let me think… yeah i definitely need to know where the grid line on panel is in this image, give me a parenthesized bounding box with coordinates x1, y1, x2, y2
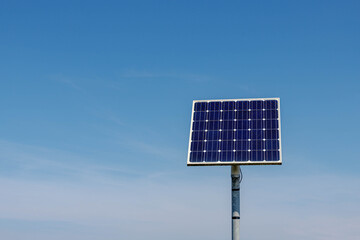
(247, 101, 253, 161)
(262, 100, 266, 161)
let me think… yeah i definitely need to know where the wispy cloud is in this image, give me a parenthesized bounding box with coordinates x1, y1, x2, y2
(50, 74, 86, 92)
(121, 138, 183, 162)
(118, 69, 213, 83)
(0, 140, 143, 183)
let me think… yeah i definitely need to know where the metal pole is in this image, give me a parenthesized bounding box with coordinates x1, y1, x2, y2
(231, 165, 241, 240)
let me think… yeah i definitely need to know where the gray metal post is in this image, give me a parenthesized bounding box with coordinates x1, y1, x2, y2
(231, 165, 241, 240)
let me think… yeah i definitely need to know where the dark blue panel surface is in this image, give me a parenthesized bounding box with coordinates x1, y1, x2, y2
(205, 152, 218, 162)
(194, 102, 207, 111)
(265, 140, 279, 150)
(250, 151, 265, 161)
(207, 121, 220, 130)
(222, 111, 235, 120)
(250, 110, 263, 119)
(192, 131, 206, 141)
(235, 101, 249, 110)
(221, 130, 234, 140)
(265, 110, 278, 119)
(208, 111, 221, 120)
(189, 99, 280, 164)
(193, 121, 206, 131)
(206, 141, 219, 151)
(235, 120, 249, 129)
(235, 130, 249, 140)
(235, 140, 249, 150)
(265, 151, 280, 161)
(235, 151, 249, 161)
(222, 101, 235, 110)
(189, 152, 204, 162)
(264, 130, 279, 139)
(191, 141, 205, 151)
(250, 120, 264, 129)
(221, 141, 234, 151)
(235, 111, 249, 119)
(250, 140, 264, 150)
(220, 151, 234, 162)
(194, 111, 207, 121)
(206, 131, 220, 140)
(250, 130, 264, 139)
(208, 101, 221, 111)
(264, 100, 278, 109)
(250, 100, 263, 109)
(265, 120, 278, 129)
(221, 120, 234, 130)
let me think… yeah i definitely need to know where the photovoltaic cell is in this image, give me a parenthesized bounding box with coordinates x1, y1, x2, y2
(188, 98, 281, 165)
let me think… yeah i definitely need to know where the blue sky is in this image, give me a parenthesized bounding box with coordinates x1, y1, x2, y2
(1, 1, 360, 239)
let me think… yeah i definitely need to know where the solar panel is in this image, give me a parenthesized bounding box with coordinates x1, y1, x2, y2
(187, 98, 282, 165)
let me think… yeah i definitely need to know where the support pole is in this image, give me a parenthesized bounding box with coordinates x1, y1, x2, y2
(231, 165, 241, 240)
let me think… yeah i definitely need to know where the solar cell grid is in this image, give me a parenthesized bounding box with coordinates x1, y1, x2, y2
(188, 98, 281, 165)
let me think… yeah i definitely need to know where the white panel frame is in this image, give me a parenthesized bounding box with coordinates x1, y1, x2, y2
(187, 98, 282, 166)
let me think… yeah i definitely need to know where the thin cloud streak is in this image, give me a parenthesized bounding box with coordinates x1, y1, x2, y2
(122, 139, 183, 162)
(50, 75, 87, 93)
(119, 69, 213, 83)
(0, 140, 144, 182)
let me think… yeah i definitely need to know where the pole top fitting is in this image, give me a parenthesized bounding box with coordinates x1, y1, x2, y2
(231, 165, 240, 175)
